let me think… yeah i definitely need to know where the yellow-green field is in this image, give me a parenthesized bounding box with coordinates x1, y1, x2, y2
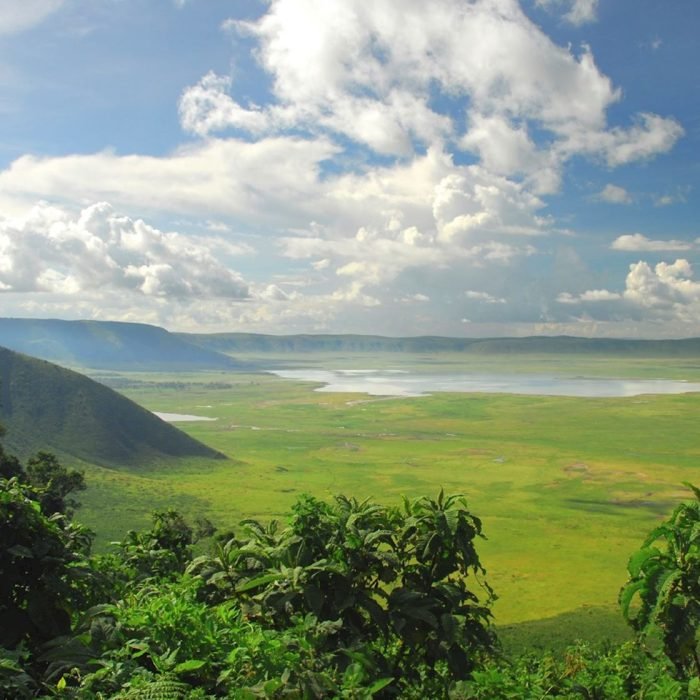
(76, 354, 700, 645)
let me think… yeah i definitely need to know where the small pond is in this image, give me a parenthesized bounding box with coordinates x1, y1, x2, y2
(154, 412, 218, 422)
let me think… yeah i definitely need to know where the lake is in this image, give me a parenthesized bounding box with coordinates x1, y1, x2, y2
(268, 369, 700, 398)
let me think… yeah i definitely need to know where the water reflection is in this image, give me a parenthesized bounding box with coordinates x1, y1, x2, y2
(269, 369, 700, 398)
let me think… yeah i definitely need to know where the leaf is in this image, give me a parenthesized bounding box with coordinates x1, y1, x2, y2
(174, 659, 207, 674)
(235, 572, 283, 592)
(441, 613, 459, 643)
(368, 677, 394, 695)
(303, 583, 324, 615)
(627, 547, 660, 578)
(619, 579, 645, 622)
(401, 603, 438, 628)
(7, 544, 33, 559)
(682, 482, 700, 502)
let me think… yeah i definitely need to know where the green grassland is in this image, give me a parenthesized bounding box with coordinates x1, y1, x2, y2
(76, 354, 700, 645)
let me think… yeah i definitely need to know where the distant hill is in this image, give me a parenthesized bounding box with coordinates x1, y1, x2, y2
(0, 346, 225, 465)
(0, 318, 242, 371)
(179, 332, 700, 357)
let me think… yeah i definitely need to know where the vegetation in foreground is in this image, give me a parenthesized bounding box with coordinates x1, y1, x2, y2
(3, 433, 700, 698)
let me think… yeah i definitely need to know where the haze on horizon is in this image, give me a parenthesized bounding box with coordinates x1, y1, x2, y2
(0, 0, 698, 339)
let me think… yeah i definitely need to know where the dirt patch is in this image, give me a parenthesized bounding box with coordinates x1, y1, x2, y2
(337, 441, 362, 452)
(564, 462, 589, 474)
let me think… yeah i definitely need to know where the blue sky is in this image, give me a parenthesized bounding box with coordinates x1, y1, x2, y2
(0, 0, 698, 337)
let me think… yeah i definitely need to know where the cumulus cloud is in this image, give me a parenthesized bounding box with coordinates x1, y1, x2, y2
(611, 234, 694, 252)
(0, 0, 64, 34)
(0, 0, 688, 336)
(623, 260, 700, 313)
(0, 202, 249, 299)
(596, 184, 632, 204)
(179, 0, 681, 186)
(557, 260, 700, 326)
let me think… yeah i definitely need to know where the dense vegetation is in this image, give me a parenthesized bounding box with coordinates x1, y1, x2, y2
(2, 433, 700, 698)
(0, 346, 225, 464)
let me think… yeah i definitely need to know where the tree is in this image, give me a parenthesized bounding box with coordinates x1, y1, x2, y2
(620, 483, 700, 677)
(189, 490, 497, 695)
(25, 451, 85, 516)
(0, 478, 92, 651)
(0, 427, 22, 480)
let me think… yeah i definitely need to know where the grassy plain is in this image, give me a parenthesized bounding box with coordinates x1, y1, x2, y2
(77, 353, 700, 646)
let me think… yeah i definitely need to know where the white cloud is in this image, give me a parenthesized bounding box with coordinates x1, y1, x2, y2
(596, 184, 632, 204)
(536, 0, 599, 26)
(179, 0, 681, 183)
(0, 137, 341, 224)
(0, 0, 688, 337)
(557, 289, 621, 304)
(0, 202, 249, 299)
(559, 112, 684, 167)
(0, 0, 64, 34)
(611, 234, 693, 252)
(623, 259, 700, 313)
(557, 260, 700, 326)
(600, 114, 684, 167)
(256, 283, 297, 301)
(179, 72, 273, 137)
(466, 290, 506, 303)
(653, 187, 689, 207)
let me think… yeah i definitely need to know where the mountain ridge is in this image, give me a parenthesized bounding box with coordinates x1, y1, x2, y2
(178, 332, 700, 356)
(0, 318, 241, 371)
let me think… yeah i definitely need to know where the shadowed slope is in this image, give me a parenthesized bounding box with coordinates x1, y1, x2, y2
(0, 346, 225, 465)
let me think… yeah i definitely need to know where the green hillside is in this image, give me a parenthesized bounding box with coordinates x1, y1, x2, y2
(179, 331, 700, 356)
(0, 346, 226, 465)
(0, 317, 243, 371)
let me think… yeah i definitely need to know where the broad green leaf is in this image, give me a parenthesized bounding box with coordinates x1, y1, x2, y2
(174, 659, 207, 674)
(235, 572, 283, 592)
(627, 547, 660, 578)
(368, 677, 394, 695)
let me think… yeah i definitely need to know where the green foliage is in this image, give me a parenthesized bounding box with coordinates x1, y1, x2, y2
(0, 427, 23, 479)
(0, 477, 92, 651)
(452, 641, 699, 700)
(26, 451, 86, 516)
(620, 483, 700, 677)
(117, 510, 196, 581)
(0, 646, 37, 699)
(189, 490, 496, 695)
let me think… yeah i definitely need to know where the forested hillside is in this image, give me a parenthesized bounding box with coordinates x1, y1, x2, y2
(0, 346, 225, 465)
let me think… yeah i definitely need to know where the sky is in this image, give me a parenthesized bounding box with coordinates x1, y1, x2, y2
(0, 0, 698, 338)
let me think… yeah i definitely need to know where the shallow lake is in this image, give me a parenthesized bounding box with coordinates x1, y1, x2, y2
(268, 369, 700, 398)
